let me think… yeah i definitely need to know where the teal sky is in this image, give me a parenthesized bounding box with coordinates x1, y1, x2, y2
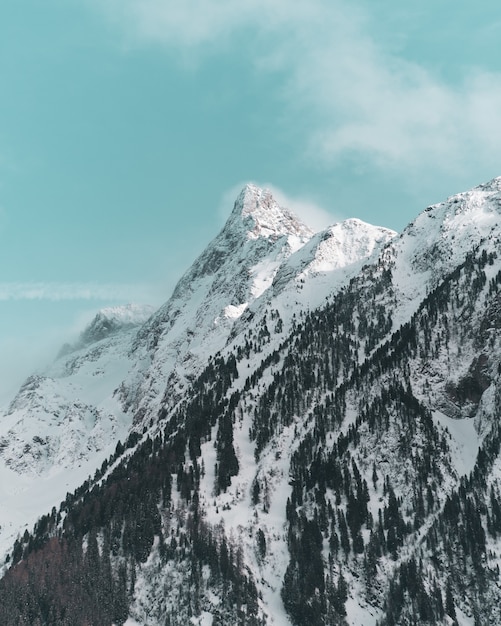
(1, 0, 501, 399)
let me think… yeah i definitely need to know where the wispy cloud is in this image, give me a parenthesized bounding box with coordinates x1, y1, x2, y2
(94, 0, 293, 49)
(91, 0, 501, 183)
(0, 282, 155, 302)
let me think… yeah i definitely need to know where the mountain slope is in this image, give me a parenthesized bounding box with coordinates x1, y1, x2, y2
(118, 183, 315, 422)
(0, 185, 390, 566)
(2, 177, 501, 625)
(0, 305, 153, 558)
(117, 184, 394, 427)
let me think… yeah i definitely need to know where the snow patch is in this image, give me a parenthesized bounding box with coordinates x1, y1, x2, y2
(223, 303, 248, 319)
(433, 411, 479, 476)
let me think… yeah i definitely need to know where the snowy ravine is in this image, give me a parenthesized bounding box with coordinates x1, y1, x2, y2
(2, 178, 501, 626)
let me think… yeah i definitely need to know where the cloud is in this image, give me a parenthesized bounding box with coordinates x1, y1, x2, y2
(0, 334, 58, 408)
(218, 181, 339, 232)
(0, 282, 155, 302)
(298, 47, 501, 178)
(0, 284, 158, 406)
(91, 0, 501, 183)
(93, 0, 297, 49)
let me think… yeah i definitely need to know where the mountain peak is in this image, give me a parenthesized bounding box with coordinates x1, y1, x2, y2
(398, 174, 501, 280)
(475, 174, 501, 192)
(328, 217, 396, 238)
(80, 304, 155, 346)
(57, 303, 155, 358)
(231, 184, 314, 241)
(5, 177, 501, 625)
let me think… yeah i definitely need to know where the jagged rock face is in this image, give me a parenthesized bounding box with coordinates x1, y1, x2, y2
(3, 178, 501, 626)
(235, 183, 314, 241)
(78, 304, 155, 348)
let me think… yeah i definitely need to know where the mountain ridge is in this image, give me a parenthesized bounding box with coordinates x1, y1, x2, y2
(0, 183, 386, 558)
(2, 177, 501, 625)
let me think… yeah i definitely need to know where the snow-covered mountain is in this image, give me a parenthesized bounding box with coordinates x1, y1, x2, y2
(116, 184, 313, 421)
(0, 184, 389, 565)
(117, 184, 394, 425)
(0, 305, 154, 557)
(2, 178, 501, 625)
(2, 304, 155, 473)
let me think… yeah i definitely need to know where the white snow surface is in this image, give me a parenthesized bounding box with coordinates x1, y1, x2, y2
(389, 176, 501, 328)
(269, 216, 395, 314)
(3, 178, 501, 623)
(93, 303, 155, 326)
(0, 185, 391, 578)
(433, 411, 479, 477)
(0, 311, 145, 561)
(298, 218, 395, 277)
(118, 184, 392, 427)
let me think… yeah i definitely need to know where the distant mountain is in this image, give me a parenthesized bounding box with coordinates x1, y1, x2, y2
(1, 178, 501, 625)
(78, 304, 156, 348)
(0, 304, 154, 558)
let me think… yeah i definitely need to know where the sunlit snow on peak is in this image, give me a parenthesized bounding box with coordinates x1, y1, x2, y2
(223, 303, 248, 319)
(233, 184, 314, 242)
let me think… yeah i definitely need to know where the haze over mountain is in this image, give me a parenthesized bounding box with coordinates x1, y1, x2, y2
(1, 178, 501, 625)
